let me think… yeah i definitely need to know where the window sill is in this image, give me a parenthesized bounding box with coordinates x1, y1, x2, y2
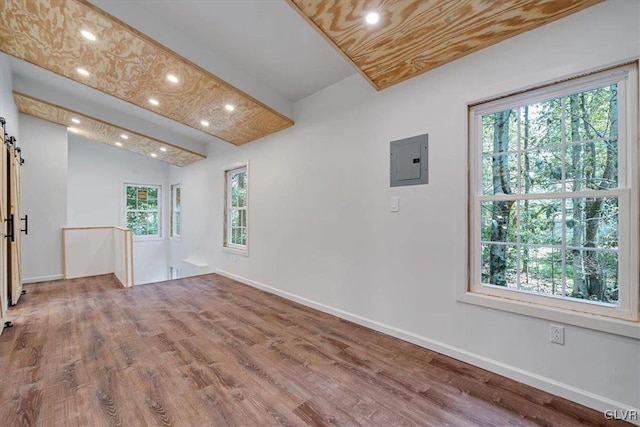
(169, 236, 182, 242)
(458, 292, 640, 339)
(133, 236, 164, 243)
(222, 246, 249, 257)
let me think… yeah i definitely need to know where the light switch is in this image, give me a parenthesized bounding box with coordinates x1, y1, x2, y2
(391, 196, 399, 212)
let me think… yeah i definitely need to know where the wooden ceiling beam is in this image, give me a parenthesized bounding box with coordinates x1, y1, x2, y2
(286, 0, 602, 90)
(1, 0, 293, 145)
(14, 92, 206, 167)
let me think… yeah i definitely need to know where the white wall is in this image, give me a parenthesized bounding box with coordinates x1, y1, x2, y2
(67, 135, 171, 285)
(19, 114, 68, 282)
(176, 1, 640, 413)
(63, 227, 133, 287)
(64, 227, 114, 279)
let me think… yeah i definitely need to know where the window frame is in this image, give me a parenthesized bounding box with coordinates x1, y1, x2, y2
(124, 183, 163, 241)
(171, 184, 181, 240)
(223, 163, 249, 255)
(465, 63, 639, 327)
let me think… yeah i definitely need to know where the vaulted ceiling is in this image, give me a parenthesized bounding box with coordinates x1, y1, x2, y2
(0, 0, 603, 164)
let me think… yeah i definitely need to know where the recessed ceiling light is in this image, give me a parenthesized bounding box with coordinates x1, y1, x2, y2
(166, 74, 179, 83)
(80, 30, 96, 41)
(200, 120, 210, 127)
(115, 142, 122, 147)
(71, 118, 81, 124)
(365, 12, 380, 25)
(120, 134, 129, 140)
(160, 147, 167, 152)
(150, 153, 157, 158)
(76, 67, 90, 77)
(149, 98, 159, 106)
(68, 127, 79, 133)
(224, 104, 235, 112)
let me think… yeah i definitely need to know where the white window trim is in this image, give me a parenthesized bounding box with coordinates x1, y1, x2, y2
(124, 182, 163, 241)
(462, 62, 639, 338)
(170, 183, 181, 240)
(223, 162, 249, 256)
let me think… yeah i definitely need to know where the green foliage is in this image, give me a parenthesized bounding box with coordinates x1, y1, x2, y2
(126, 185, 160, 237)
(231, 171, 247, 208)
(171, 186, 181, 237)
(228, 170, 248, 246)
(480, 84, 619, 304)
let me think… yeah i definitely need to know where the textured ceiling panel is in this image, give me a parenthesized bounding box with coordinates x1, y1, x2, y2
(14, 92, 206, 167)
(1, 0, 293, 145)
(286, 0, 602, 90)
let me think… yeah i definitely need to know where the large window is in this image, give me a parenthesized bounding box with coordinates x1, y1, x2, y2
(125, 184, 161, 238)
(224, 165, 248, 252)
(469, 64, 638, 320)
(171, 184, 181, 238)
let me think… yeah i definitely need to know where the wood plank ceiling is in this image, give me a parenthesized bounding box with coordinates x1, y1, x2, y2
(0, 0, 293, 145)
(14, 92, 205, 167)
(286, 0, 602, 90)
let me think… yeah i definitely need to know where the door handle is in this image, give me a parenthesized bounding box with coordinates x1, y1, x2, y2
(5, 214, 14, 242)
(20, 214, 28, 235)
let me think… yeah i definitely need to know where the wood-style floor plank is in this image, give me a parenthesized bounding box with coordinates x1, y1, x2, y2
(0, 273, 630, 426)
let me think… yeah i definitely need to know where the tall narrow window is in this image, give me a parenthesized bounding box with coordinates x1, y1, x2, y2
(125, 184, 161, 238)
(171, 184, 181, 238)
(469, 64, 638, 321)
(224, 165, 248, 252)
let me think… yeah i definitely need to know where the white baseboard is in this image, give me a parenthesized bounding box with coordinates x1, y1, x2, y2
(216, 269, 639, 420)
(23, 274, 64, 284)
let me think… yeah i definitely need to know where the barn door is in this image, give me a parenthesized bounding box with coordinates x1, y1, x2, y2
(7, 141, 23, 306)
(0, 119, 8, 331)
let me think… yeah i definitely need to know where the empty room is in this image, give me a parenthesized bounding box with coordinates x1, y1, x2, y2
(0, 0, 638, 425)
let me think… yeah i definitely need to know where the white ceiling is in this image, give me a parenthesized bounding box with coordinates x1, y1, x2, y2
(8, 0, 356, 152)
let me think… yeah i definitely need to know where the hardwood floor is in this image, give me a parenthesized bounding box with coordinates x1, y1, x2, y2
(0, 273, 628, 426)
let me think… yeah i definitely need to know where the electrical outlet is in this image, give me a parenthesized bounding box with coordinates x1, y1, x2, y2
(550, 325, 564, 345)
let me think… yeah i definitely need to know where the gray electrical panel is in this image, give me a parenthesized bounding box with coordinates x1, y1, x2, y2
(390, 133, 428, 187)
